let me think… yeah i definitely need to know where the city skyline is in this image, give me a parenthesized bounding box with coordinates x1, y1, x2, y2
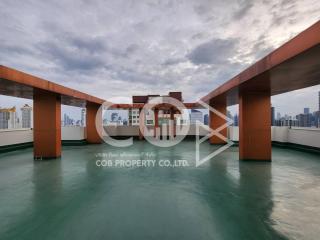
(2, 91, 319, 129)
(1, 88, 320, 124)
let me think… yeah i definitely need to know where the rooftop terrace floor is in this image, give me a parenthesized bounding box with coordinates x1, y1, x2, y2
(0, 140, 319, 240)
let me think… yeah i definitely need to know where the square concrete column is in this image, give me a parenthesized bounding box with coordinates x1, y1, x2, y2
(209, 99, 227, 144)
(33, 89, 61, 159)
(86, 102, 102, 144)
(239, 91, 271, 161)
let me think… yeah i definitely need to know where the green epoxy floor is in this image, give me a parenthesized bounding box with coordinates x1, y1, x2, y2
(0, 140, 319, 240)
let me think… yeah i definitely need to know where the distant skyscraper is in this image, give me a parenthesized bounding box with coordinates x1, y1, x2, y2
(271, 106, 275, 126)
(304, 108, 310, 114)
(0, 111, 9, 129)
(316, 111, 320, 128)
(21, 104, 32, 128)
(296, 113, 311, 127)
(111, 112, 119, 122)
(204, 114, 209, 125)
(81, 108, 85, 127)
(277, 112, 281, 120)
(0, 107, 17, 129)
(63, 113, 74, 126)
(233, 114, 239, 126)
(227, 111, 232, 119)
(318, 91, 320, 111)
(190, 109, 203, 124)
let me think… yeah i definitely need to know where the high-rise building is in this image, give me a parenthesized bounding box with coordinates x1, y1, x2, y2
(304, 108, 310, 114)
(233, 114, 239, 126)
(81, 108, 85, 127)
(318, 91, 320, 111)
(190, 109, 203, 124)
(316, 111, 320, 128)
(0, 107, 17, 129)
(111, 112, 119, 122)
(21, 104, 32, 128)
(108, 112, 124, 125)
(131, 91, 184, 127)
(296, 113, 311, 127)
(271, 106, 275, 126)
(277, 112, 281, 120)
(63, 113, 74, 126)
(204, 114, 209, 125)
(129, 109, 140, 126)
(0, 111, 9, 129)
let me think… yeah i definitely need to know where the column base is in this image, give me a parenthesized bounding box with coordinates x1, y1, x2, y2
(34, 155, 61, 160)
(209, 142, 227, 146)
(86, 140, 102, 144)
(240, 158, 271, 162)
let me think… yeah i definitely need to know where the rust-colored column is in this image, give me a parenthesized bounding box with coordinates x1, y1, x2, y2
(154, 108, 159, 138)
(86, 102, 102, 144)
(209, 99, 227, 144)
(33, 89, 61, 159)
(239, 91, 271, 161)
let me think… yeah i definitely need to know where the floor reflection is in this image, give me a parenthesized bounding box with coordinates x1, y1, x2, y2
(0, 141, 319, 239)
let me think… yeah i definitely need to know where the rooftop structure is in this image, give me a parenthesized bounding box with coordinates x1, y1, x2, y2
(130, 92, 183, 139)
(0, 21, 320, 159)
(132, 92, 182, 103)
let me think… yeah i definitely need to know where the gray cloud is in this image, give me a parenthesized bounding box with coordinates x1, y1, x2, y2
(0, 0, 319, 116)
(162, 57, 186, 66)
(187, 38, 238, 65)
(37, 40, 106, 71)
(233, 0, 254, 19)
(124, 44, 139, 57)
(69, 36, 107, 54)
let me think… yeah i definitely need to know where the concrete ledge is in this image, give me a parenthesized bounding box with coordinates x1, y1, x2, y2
(228, 141, 320, 155)
(1, 139, 319, 156)
(272, 141, 320, 154)
(0, 140, 88, 154)
(0, 142, 33, 154)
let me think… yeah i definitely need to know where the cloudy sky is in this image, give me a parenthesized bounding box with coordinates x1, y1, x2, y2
(0, 0, 320, 118)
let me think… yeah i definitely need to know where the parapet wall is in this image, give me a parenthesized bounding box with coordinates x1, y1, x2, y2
(0, 126, 319, 149)
(229, 126, 320, 149)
